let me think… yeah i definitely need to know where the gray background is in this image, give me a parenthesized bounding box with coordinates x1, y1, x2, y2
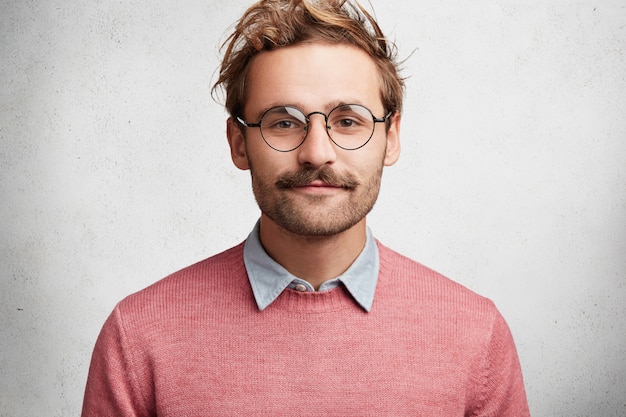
(1, 0, 625, 415)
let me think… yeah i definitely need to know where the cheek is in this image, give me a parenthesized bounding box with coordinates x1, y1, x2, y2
(246, 149, 295, 181)
(244, 140, 271, 171)
(346, 146, 386, 173)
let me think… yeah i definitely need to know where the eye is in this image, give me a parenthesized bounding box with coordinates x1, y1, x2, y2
(264, 117, 305, 134)
(337, 118, 359, 128)
(273, 119, 300, 129)
(329, 111, 367, 130)
(261, 106, 307, 133)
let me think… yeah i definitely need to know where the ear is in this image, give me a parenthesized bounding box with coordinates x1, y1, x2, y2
(383, 111, 401, 166)
(227, 117, 250, 170)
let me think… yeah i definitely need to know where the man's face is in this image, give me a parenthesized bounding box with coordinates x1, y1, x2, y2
(228, 42, 400, 237)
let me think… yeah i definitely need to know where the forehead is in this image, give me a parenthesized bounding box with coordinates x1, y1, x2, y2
(244, 43, 382, 117)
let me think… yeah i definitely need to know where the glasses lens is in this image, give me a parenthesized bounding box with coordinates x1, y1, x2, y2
(327, 104, 375, 150)
(260, 106, 307, 152)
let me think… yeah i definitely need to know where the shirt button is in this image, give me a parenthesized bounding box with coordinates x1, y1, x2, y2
(294, 284, 307, 292)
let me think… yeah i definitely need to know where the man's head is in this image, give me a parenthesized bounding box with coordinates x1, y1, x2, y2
(213, 0, 404, 122)
(215, 0, 404, 238)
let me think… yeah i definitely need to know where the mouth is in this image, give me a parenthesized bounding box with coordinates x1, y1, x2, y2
(290, 181, 349, 197)
(296, 180, 344, 189)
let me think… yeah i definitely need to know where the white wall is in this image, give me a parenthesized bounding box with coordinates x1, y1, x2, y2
(1, 1, 624, 415)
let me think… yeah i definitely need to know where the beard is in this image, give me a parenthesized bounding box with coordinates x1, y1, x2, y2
(249, 164, 383, 237)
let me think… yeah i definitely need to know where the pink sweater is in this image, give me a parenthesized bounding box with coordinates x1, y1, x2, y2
(82, 242, 530, 416)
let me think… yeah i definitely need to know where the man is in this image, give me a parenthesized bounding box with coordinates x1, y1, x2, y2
(82, 0, 530, 415)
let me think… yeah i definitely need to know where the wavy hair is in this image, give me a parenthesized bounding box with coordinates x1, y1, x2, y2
(212, 0, 404, 122)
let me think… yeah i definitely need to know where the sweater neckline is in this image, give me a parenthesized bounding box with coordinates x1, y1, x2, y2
(265, 285, 367, 313)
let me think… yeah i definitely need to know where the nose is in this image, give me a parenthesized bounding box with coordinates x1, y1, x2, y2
(296, 113, 337, 167)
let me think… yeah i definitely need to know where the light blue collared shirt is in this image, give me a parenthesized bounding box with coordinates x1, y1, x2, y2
(243, 221, 379, 312)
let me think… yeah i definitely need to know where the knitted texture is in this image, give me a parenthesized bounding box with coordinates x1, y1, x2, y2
(82, 242, 530, 416)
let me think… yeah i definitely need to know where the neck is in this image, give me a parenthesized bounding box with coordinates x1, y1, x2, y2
(258, 214, 367, 290)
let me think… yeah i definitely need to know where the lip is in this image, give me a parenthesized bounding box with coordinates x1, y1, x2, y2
(292, 181, 345, 194)
(297, 180, 342, 188)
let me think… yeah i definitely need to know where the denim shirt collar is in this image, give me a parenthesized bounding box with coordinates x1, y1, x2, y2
(243, 220, 379, 312)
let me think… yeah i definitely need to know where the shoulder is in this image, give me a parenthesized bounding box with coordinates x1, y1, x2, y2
(374, 241, 514, 355)
(375, 241, 498, 317)
(114, 242, 251, 320)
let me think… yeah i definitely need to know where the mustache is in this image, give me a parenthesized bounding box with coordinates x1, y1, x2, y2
(275, 167, 359, 189)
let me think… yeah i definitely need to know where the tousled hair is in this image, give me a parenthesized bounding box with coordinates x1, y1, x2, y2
(212, 0, 404, 121)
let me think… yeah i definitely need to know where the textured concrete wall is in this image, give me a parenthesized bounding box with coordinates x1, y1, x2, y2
(1, 1, 625, 415)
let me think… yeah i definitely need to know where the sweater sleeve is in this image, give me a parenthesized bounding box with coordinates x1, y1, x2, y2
(469, 308, 530, 417)
(81, 305, 153, 417)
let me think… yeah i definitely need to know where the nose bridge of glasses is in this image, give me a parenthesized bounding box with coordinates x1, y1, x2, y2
(305, 111, 331, 133)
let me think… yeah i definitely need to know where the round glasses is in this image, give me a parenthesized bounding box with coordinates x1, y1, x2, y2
(236, 104, 392, 152)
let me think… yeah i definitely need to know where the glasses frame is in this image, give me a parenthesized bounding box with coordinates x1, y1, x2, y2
(236, 104, 393, 152)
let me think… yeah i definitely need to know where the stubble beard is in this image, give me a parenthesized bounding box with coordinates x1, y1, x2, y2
(250, 164, 383, 237)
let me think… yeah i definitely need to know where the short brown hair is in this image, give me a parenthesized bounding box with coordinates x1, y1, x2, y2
(212, 0, 404, 121)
